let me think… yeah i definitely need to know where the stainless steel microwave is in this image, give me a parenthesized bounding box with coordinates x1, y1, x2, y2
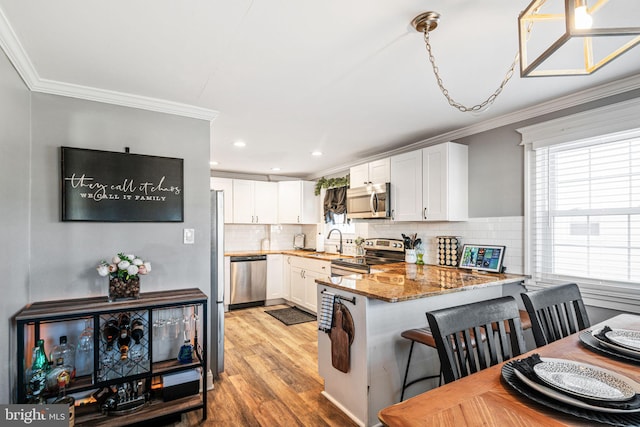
(346, 183, 391, 219)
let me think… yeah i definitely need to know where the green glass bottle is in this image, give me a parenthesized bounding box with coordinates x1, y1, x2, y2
(27, 339, 49, 402)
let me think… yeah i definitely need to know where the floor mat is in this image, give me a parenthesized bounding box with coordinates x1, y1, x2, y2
(265, 307, 316, 326)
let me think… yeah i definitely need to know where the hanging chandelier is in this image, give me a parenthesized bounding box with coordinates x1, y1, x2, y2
(518, 0, 640, 77)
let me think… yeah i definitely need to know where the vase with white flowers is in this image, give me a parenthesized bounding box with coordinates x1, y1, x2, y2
(97, 253, 151, 301)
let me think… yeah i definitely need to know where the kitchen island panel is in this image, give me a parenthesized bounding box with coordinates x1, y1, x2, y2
(316, 281, 526, 427)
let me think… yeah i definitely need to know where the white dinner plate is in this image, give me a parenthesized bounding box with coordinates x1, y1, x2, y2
(532, 358, 637, 402)
(513, 367, 640, 414)
(605, 329, 640, 352)
(592, 329, 640, 359)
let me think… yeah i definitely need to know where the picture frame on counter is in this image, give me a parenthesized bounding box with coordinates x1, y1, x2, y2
(60, 146, 184, 222)
(458, 244, 506, 273)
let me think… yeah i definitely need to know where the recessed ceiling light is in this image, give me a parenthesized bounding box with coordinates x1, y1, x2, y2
(312, 151, 323, 156)
(233, 141, 246, 147)
(209, 161, 218, 166)
(271, 167, 281, 171)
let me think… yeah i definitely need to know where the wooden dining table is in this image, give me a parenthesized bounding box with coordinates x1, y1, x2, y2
(378, 313, 640, 427)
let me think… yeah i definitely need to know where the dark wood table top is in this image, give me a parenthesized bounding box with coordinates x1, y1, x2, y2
(378, 313, 640, 427)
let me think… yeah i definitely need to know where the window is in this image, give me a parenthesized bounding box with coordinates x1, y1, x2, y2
(520, 97, 640, 311)
(531, 137, 640, 284)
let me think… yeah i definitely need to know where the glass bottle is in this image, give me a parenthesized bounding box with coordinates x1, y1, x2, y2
(50, 335, 76, 379)
(103, 319, 119, 351)
(26, 340, 48, 402)
(46, 357, 72, 392)
(76, 319, 94, 377)
(131, 318, 144, 345)
(117, 313, 131, 360)
(178, 331, 193, 363)
(177, 339, 194, 364)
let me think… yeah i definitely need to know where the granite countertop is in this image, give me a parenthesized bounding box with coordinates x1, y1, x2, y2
(224, 250, 347, 261)
(316, 263, 529, 303)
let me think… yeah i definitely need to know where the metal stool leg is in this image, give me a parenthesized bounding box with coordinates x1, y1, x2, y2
(400, 340, 441, 401)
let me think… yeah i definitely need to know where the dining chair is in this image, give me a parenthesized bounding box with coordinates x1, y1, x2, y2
(426, 296, 526, 384)
(521, 282, 590, 348)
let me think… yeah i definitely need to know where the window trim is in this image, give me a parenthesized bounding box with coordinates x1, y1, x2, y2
(519, 97, 640, 313)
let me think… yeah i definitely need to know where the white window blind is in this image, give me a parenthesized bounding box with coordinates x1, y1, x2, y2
(531, 137, 640, 286)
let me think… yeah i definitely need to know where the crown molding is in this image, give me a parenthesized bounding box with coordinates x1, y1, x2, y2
(0, 7, 218, 121)
(307, 73, 640, 180)
(32, 78, 218, 121)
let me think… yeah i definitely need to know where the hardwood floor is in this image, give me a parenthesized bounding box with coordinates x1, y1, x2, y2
(176, 305, 358, 426)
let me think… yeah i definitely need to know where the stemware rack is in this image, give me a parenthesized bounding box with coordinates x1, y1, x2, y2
(15, 288, 208, 426)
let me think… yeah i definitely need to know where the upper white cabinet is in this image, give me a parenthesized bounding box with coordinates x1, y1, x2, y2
(210, 177, 234, 223)
(232, 180, 278, 224)
(350, 158, 390, 187)
(390, 142, 467, 222)
(278, 180, 319, 224)
(390, 151, 423, 221)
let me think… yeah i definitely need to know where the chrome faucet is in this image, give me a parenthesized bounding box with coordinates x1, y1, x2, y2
(327, 228, 343, 254)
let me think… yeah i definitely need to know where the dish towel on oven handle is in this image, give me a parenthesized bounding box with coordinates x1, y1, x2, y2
(318, 291, 336, 332)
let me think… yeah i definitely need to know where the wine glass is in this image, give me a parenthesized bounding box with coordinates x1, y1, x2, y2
(76, 318, 94, 377)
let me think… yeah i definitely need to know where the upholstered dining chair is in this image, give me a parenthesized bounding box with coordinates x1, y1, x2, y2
(521, 282, 590, 348)
(426, 296, 526, 384)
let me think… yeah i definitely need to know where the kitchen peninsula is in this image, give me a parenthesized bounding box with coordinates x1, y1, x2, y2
(315, 264, 528, 427)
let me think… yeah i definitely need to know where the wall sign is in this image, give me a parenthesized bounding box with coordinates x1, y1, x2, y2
(61, 147, 184, 222)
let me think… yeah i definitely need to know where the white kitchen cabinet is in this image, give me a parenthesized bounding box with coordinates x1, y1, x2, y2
(350, 158, 390, 187)
(390, 142, 467, 222)
(210, 177, 234, 223)
(277, 180, 318, 224)
(288, 256, 330, 313)
(283, 256, 292, 300)
(266, 254, 284, 301)
(290, 266, 306, 306)
(423, 142, 468, 221)
(232, 180, 278, 224)
(390, 151, 423, 221)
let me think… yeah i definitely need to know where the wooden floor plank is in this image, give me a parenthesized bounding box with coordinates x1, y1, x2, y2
(171, 305, 357, 426)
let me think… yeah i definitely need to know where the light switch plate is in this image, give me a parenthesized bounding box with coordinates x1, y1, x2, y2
(183, 228, 195, 244)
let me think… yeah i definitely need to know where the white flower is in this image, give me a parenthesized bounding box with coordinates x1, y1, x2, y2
(118, 260, 130, 270)
(97, 265, 109, 277)
(143, 261, 152, 273)
(125, 254, 135, 261)
(132, 258, 143, 266)
(127, 265, 139, 275)
(112, 255, 121, 264)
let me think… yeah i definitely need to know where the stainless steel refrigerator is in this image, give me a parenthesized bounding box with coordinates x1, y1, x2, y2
(210, 190, 225, 376)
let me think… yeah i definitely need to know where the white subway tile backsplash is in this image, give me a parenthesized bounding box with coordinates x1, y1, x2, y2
(366, 216, 524, 274)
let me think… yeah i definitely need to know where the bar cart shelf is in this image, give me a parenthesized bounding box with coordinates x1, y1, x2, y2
(15, 288, 208, 426)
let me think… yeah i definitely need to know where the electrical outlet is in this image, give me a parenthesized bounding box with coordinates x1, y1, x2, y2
(183, 228, 195, 244)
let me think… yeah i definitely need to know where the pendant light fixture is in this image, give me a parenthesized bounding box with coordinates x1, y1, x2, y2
(411, 12, 520, 113)
(518, 0, 640, 77)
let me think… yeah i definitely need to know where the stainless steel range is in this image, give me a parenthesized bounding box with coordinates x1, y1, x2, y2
(330, 238, 405, 275)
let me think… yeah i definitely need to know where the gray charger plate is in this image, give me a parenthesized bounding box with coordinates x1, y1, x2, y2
(580, 331, 640, 364)
(502, 362, 640, 426)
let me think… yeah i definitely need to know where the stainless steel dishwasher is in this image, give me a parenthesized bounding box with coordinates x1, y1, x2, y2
(229, 255, 267, 310)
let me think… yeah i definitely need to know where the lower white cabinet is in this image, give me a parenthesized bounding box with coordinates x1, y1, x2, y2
(288, 257, 330, 314)
(266, 254, 284, 300)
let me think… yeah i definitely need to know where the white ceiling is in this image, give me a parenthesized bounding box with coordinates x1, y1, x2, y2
(1, 0, 639, 178)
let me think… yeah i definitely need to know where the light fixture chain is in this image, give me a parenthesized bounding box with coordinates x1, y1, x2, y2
(423, 29, 519, 112)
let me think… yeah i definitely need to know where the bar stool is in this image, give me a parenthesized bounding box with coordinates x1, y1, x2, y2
(400, 310, 531, 401)
(400, 327, 440, 401)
